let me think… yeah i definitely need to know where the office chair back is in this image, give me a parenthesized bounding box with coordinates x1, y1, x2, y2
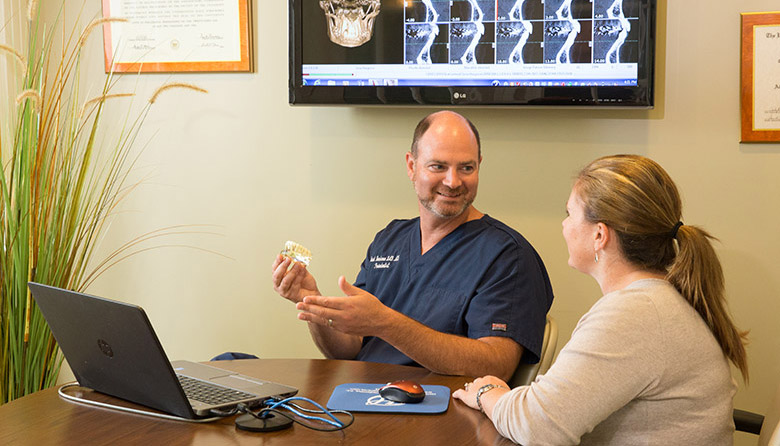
(508, 315, 558, 388)
(760, 383, 780, 446)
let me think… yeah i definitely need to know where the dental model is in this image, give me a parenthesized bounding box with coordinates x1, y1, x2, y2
(280, 240, 312, 266)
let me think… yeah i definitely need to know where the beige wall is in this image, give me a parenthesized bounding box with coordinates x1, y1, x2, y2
(5, 0, 779, 443)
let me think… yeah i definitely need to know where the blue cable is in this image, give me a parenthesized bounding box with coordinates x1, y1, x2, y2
(262, 397, 346, 428)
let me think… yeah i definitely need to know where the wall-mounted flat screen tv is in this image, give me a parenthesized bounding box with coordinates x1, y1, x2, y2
(289, 0, 656, 107)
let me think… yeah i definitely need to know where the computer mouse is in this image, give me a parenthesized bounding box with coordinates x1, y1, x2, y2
(378, 380, 425, 404)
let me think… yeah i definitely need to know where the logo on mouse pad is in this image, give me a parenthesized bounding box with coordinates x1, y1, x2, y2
(366, 395, 404, 406)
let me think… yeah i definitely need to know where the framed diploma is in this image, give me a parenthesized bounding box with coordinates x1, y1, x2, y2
(101, 0, 253, 73)
(741, 12, 780, 142)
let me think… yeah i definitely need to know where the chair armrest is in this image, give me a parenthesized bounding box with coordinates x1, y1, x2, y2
(734, 408, 764, 435)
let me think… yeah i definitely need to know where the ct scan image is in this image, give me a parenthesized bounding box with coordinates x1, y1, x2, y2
(303, 0, 641, 67)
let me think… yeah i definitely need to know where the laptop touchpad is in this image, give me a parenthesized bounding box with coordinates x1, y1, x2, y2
(212, 375, 265, 391)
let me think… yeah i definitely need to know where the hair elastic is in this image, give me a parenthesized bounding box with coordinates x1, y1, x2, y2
(670, 221, 684, 239)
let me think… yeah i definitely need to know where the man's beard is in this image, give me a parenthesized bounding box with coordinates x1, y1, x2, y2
(419, 186, 474, 219)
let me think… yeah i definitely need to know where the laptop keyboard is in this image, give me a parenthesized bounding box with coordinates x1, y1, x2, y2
(177, 375, 257, 405)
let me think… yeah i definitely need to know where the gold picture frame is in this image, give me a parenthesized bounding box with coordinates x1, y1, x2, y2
(101, 0, 253, 73)
(740, 11, 780, 142)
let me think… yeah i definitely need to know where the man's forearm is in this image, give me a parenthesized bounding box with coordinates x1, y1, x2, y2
(307, 322, 363, 360)
(293, 284, 522, 377)
(376, 311, 522, 380)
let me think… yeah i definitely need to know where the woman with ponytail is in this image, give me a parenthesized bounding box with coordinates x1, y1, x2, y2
(454, 155, 747, 445)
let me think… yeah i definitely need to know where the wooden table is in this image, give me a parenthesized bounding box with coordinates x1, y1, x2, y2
(0, 358, 516, 445)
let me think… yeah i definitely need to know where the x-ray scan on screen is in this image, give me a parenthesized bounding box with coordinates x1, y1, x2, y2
(290, 0, 655, 106)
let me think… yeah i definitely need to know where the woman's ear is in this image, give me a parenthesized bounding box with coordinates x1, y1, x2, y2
(594, 222, 610, 252)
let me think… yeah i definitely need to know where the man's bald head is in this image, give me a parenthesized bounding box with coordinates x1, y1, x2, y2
(410, 111, 481, 159)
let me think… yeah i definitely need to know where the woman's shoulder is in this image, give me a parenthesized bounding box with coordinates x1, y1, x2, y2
(589, 278, 719, 355)
(594, 279, 675, 314)
(579, 279, 682, 340)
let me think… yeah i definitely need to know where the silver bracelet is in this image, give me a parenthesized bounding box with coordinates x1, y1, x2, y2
(476, 384, 506, 413)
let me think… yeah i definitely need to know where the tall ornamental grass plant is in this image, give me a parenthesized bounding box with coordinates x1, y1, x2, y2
(0, 1, 205, 403)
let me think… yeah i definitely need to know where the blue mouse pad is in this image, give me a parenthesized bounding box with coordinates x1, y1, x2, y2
(326, 383, 450, 414)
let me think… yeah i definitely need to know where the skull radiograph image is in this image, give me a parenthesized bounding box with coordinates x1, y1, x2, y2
(319, 0, 381, 48)
(301, 0, 640, 67)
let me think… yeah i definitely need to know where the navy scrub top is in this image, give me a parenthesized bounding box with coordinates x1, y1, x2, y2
(353, 214, 554, 367)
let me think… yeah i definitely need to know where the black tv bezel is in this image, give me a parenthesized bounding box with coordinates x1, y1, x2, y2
(289, 0, 656, 108)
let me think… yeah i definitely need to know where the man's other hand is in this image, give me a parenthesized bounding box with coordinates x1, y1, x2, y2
(296, 276, 389, 336)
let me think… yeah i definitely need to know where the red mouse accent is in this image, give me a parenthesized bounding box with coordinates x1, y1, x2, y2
(379, 380, 425, 404)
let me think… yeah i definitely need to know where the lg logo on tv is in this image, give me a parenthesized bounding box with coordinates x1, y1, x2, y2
(453, 92, 467, 100)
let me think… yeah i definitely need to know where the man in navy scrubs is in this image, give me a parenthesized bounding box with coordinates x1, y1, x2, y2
(272, 111, 553, 380)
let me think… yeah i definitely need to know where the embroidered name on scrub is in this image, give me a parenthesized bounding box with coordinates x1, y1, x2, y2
(370, 255, 400, 269)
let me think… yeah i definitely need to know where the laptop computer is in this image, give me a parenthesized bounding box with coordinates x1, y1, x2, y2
(28, 282, 298, 419)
